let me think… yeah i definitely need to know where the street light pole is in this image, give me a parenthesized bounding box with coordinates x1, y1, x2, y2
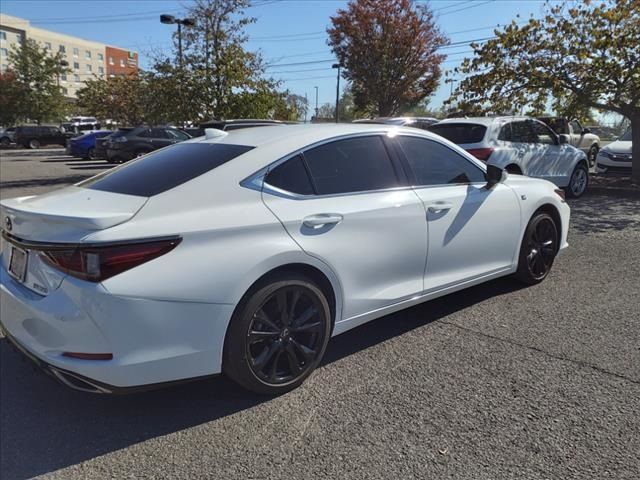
(314, 86, 319, 120)
(332, 64, 341, 123)
(160, 15, 195, 69)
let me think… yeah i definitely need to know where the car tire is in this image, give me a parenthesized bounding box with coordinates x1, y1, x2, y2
(515, 212, 559, 285)
(0, 137, 10, 147)
(223, 273, 332, 395)
(587, 144, 598, 167)
(565, 163, 589, 198)
(28, 139, 41, 149)
(86, 148, 96, 160)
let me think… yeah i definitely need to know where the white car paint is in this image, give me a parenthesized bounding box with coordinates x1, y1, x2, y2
(0, 124, 570, 392)
(429, 117, 588, 190)
(595, 129, 632, 173)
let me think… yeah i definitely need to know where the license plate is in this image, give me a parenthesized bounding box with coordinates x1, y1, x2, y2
(8, 246, 28, 283)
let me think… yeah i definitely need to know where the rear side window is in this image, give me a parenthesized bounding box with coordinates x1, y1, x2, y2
(499, 121, 534, 143)
(80, 143, 253, 197)
(302, 136, 399, 195)
(428, 123, 487, 144)
(265, 155, 315, 195)
(396, 136, 485, 186)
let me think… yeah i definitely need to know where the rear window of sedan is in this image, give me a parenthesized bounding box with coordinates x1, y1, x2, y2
(79, 143, 253, 197)
(428, 123, 487, 144)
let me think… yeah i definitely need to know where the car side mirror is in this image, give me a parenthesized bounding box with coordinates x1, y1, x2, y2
(485, 164, 504, 189)
(559, 134, 570, 144)
(582, 128, 591, 134)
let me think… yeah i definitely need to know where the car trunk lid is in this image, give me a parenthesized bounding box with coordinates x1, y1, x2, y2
(1, 186, 147, 296)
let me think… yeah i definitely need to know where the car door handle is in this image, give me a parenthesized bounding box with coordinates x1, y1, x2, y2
(303, 214, 343, 227)
(427, 202, 453, 214)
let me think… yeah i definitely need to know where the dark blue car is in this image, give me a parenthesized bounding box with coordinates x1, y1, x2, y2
(68, 130, 112, 159)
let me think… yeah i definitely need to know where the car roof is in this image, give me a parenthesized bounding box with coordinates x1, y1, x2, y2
(189, 123, 438, 149)
(434, 116, 532, 126)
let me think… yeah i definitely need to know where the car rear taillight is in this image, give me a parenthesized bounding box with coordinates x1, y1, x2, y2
(40, 238, 180, 282)
(466, 148, 494, 161)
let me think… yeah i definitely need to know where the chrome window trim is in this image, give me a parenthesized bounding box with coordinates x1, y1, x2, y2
(240, 131, 406, 200)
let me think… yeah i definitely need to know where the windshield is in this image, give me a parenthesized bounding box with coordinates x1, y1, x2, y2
(428, 123, 487, 144)
(620, 129, 631, 141)
(79, 142, 254, 197)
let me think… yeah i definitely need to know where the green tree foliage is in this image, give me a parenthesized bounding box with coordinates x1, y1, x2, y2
(76, 75, 145, 126)
(176, 0, 285, 122)
(328, 0, 448, 116)
(448, 0, 640, 180)
(4, 39, 69, 124)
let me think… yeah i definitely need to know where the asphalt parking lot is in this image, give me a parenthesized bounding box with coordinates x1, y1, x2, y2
(1, 148, 639, 480)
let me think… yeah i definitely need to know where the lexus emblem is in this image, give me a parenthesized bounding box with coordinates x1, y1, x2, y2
(4, 216, 12, 232)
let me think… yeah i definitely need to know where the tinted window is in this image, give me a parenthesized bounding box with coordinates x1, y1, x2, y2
(167, 129, 190, 141)
(150, 128, 169, 139)
(80, 143, 254, 197)
(427, 123, 487, 144)
(303, 136, 399, 195)
(531, 121, 557, 145)
(397, 136, 485, 186)
(620, 129, 631, 141)
(137, 129, 153, 138)
(265, 155, 315, 195)
(499, 121, 534, 143)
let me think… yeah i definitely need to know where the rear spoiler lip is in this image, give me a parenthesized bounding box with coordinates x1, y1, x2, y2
(1, 230, 182, 252)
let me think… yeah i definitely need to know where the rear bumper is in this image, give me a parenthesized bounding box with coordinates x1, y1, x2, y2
(0, 259, 234, 392)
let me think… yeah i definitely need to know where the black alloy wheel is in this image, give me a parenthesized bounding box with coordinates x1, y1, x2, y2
(247, 286, 325, 384)
(515, 213, 558, 284)
(224, 274, 331, 394)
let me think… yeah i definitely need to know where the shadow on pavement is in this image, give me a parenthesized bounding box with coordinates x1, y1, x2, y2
(569, 188, 640, 235)
(0, 277, 522, 480)
(1, 149, 65, 158)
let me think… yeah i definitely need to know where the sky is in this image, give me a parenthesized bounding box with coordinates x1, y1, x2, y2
(1, 0, 564, 116)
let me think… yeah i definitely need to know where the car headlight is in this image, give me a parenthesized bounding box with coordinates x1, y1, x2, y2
(114, 136, 128, 143)
(598, 150, 613, 159)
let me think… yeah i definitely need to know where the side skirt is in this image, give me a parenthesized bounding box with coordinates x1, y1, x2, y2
(332, 267, 514, 336)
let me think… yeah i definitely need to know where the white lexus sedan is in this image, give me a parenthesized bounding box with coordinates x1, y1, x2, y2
(428, 117, 590, 198)
(0, 125, 569, 395)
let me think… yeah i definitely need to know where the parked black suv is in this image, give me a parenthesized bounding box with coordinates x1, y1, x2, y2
(14, 125, 71, 149)
(105, 126, 191, 163)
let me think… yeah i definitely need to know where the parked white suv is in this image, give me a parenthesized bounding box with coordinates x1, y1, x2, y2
(428, 117, 590, 198)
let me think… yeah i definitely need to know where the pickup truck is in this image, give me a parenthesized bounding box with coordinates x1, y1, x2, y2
(538, 117, 600, 166)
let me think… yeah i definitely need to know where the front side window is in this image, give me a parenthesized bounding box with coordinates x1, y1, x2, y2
(531, 121, 558, 145)
(302, 136, 399, 195)
(265, 155, 315, 195)
(499, 121, 534, 143)
(570, 120, 582, 133)
(167, 129, 190, 141)
(396, 136, 485, 186)
(80, 143, 254, 197)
